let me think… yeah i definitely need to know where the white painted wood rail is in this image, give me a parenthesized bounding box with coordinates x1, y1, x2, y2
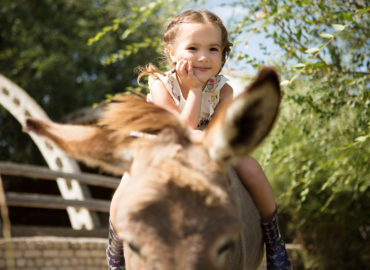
(0, 74, 99, 230)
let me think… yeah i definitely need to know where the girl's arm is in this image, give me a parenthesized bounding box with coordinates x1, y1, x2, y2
(208, 83, 234, 125)
(150, 78, 203, 130)
(150, 59, 203, 129)
(150, 80, 233, 130)
(149, 78, 181, 115)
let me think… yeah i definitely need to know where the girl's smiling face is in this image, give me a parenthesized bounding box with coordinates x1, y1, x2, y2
(168, 23, 223, 84)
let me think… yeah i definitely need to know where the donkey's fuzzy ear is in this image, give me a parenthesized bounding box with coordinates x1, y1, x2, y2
(204, 67, 281, 164)
(24, 117, 134, 176)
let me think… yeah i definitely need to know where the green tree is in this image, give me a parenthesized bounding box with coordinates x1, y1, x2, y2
(227, 1, 369, 269)
(0, 0, 183, 163)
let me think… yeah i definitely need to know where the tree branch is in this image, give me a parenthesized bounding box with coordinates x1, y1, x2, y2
(274, 19, 331, 68)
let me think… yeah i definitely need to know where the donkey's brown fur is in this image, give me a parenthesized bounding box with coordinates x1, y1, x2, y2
(25, 67, 281, 270)
(99, 95, 189, 143)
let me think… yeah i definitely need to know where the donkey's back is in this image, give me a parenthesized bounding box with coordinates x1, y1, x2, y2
(228, 168, 264, 269)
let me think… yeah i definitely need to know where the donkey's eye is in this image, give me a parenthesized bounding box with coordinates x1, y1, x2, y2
(211, 237, 236, 267)
(128, 241, 141, 255)
(217, 240, 235, 255)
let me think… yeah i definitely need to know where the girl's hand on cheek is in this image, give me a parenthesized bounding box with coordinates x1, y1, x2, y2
(176, 58, 187, 75)
(176, 58, 203, 91)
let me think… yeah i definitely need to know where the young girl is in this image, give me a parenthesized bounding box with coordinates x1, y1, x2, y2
(108, 9, 291, 270)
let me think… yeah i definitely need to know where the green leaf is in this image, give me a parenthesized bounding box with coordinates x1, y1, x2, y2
(355, 135, 368, 143)
(318, 44, 325, 49)
(319, 33, 333, 39)
(293, 63, 305, 68)
(280, 80, 291, 86)
(332, 24, 346, 31)
(305, 47, 320, 54)
(87, 38, 94, 46)
(359, 7, 370, 15)
(121, 29, 131, 40)
(147, 2, 157, 9)
(341, 13, 352, 21)
(103, 26, 112, 32)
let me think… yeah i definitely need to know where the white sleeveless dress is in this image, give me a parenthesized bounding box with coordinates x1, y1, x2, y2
(147, 71, 228, 130)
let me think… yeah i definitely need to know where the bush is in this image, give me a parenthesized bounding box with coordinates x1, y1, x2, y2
(230, 1, 370, 268)
(256, 74, 369, 269)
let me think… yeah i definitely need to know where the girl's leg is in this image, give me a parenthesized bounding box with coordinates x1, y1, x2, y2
(234, 156, 291, 270)
(234, 156, 276, 221)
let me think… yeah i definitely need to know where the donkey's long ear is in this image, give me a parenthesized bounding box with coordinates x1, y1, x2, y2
(24, 95, 189, 175)
(24, 118, 134, 175)
(204, 67, 281, 164)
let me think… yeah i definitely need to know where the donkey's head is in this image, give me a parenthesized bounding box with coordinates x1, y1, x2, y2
(25, 67, 281, 270)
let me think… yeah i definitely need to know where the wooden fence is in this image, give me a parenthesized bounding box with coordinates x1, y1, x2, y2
(0, 161, 120, 237)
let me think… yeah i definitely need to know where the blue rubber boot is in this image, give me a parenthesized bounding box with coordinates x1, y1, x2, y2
(107, 221, 125, 270)
(261, 210, 292, 270)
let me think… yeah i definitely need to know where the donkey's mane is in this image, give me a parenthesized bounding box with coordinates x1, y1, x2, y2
(98, 95, 189, 143)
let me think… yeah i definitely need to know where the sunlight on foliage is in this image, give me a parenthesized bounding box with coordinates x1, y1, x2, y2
(237, 1, 369, 269)
(88, 0, 188, 66)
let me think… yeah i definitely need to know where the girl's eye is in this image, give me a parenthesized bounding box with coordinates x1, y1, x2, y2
(187, 47, 197, 51)
(210, 47, 219, 52)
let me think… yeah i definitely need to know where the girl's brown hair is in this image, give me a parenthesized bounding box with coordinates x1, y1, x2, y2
(138, 9, 232, 84)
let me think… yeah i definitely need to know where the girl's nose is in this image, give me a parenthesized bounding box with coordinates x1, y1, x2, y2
(198, 52, 208, 62)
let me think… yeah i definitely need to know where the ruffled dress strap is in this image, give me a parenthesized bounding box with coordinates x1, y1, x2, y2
(147, 71, 185, 110)
(197, 74, 228, 129)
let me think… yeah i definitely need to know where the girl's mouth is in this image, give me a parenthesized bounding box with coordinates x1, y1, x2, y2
(195, 67, 210, 72)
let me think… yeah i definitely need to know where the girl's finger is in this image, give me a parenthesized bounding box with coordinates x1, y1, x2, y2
(176, 59, 184, 74)
(187, 61, 193, 78)
(178, 59, 188, 75)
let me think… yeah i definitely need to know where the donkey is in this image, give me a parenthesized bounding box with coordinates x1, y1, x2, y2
(24, 67, 281, 270)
